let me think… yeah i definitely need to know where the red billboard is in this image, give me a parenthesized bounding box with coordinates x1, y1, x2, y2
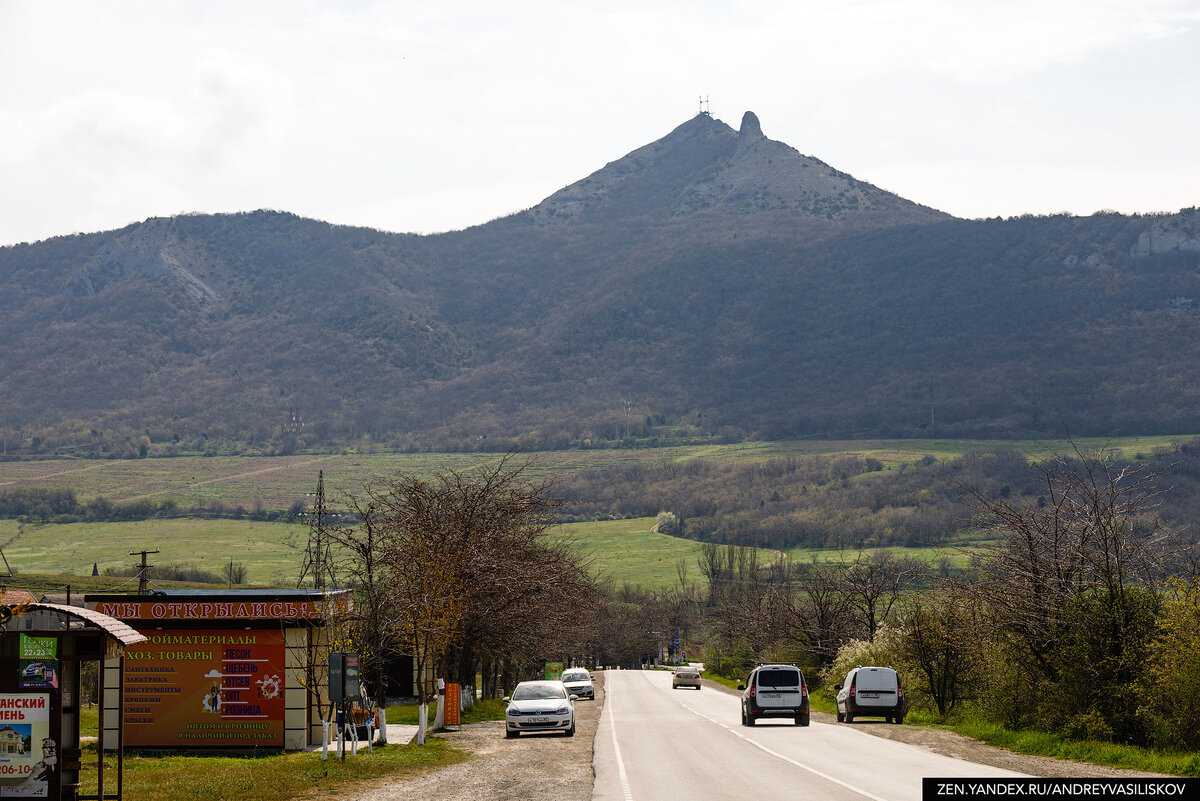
(123, 630, 286, 747)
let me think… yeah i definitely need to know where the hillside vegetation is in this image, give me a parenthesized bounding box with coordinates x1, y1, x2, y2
(1, 111, 1198, 455)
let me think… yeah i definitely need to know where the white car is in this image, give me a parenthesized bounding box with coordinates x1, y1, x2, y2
(672, 667, 701, 690)
(835, 666, 905, 724)
(504, 680, 577, 738)
(560, 668, 595, 700)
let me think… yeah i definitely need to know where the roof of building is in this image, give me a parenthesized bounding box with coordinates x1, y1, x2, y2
(16, 603, 147, 647)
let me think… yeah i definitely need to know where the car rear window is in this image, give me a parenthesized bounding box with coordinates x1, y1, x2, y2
(756, 669, 801, 688)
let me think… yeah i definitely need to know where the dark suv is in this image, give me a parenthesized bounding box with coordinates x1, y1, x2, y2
(738, 664, 810, 726)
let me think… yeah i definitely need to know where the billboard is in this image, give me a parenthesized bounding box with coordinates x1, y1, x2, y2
(0, 694, 52, 798)
(123, 629, 286, 747)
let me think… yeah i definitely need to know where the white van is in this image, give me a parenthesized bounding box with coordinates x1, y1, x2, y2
(834, 666, 904, 724)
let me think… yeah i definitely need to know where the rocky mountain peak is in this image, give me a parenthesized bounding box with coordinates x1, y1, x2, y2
(739, 111, 764, 142)
(525, 110, 949, 229)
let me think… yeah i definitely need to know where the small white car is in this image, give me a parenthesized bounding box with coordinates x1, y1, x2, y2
(504, 680, 577, 738)
(672, 667, 701, 690)
(560, 668, 595, 700)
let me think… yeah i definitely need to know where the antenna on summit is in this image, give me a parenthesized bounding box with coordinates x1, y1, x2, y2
(698, 95, 710, 116)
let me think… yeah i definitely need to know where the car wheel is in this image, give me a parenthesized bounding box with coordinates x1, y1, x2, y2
(836, 710, 844, 722)
(505, 728, 518, 739)
(565, 723, 575, 737)
(795, 713, 810, 727)
(895, 714, 904, 725)
(746, 711, 756, 726)
(845, 711, 855, 723)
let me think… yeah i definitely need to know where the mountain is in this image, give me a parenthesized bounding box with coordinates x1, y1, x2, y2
(1, 112, 1199, 456)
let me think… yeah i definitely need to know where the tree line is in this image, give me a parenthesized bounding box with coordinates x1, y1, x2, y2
(683, 445, 1200, 750)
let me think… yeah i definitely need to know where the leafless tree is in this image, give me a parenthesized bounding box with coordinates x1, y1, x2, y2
(837, 548, 922, 639)
(959, 442, 1189, 682)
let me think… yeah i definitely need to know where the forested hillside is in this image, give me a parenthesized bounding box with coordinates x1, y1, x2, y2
(557, 437, 1200, 551)
(1, 111, 1198, 456)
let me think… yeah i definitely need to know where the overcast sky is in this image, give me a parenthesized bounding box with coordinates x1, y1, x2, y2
(2, 0, 1198, 247)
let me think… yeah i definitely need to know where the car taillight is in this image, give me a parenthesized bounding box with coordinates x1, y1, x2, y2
(897, 680, 903, 699)
(750, 684, 757, 699)
(849, 681, 856, 698)
(801, 683, 808, 698)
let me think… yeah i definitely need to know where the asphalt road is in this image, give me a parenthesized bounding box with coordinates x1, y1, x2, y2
(592, 669, 1025, 801)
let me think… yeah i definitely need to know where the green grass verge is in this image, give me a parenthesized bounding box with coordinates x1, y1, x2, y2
(384, 698, 506, 727)
(947, 717, 1200, 777)
(77, 737, 468, 801)
(808, 690, 1200, 777)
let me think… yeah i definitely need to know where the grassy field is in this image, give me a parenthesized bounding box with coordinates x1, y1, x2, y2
(1, 436, 1191, 589)
(1, 436, 1187, 511)
(0, 516, 723, 591)
(551, 518, 713, 590)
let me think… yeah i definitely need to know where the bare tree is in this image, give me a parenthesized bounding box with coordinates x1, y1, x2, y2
(960, 444, 1182, 682)
(770, 559, 855, 665)
(838, 548, 921, 639)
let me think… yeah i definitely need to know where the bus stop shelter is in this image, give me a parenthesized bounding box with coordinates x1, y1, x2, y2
(0, 600, 146, 800)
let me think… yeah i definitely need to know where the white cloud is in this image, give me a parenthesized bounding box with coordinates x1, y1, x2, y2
(1, 0, 1198, 246)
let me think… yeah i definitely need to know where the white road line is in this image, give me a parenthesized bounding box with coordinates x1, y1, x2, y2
(645, 671, 889, 801)
(606, 679, 635, 801)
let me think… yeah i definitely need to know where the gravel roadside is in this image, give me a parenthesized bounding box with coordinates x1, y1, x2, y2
(343, 672, 604, 801)
(344, 670, 1167, 801)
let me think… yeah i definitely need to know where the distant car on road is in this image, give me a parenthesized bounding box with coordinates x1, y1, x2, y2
(504, 680, 577, 738)
(672, 667, 701, 690)
(739, 664, 810, 726)
(561, 668, 595, 700)
(835, 666, 905, 724)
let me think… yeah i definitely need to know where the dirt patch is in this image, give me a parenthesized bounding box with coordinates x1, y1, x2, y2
(344, 674, 603, 801)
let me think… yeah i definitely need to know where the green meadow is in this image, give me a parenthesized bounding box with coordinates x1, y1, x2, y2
(0, 436, 1189, 590)
(0, 516, 718, 591)
(0, 436, 1183, 510)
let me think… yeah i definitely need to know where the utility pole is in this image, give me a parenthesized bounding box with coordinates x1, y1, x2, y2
(130, 549, 159, 595)
(297, 471, 337, 591)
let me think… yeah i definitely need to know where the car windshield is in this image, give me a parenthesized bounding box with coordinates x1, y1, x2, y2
(562, 671, 589, 682)
(512, 683, 567, 701)
(757, 669, 801, 688)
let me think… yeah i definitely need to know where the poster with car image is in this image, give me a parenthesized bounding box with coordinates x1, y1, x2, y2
(0, 694, 52, 798)
(16, 638, 57, 692)
(122, 629, 286, 747)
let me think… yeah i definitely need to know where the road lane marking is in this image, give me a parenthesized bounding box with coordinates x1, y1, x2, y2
(653, 672, 889, 801)
(606, 679, 635, 801)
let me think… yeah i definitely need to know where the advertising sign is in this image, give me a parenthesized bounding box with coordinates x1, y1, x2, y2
(544, 662, 563, 680)
(0, 694, 53, 798)
(17, 638, 57, 692)
(444, 683, 460, 726)
(123, 629, 286, 747)
(93, 598, 346, 622)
